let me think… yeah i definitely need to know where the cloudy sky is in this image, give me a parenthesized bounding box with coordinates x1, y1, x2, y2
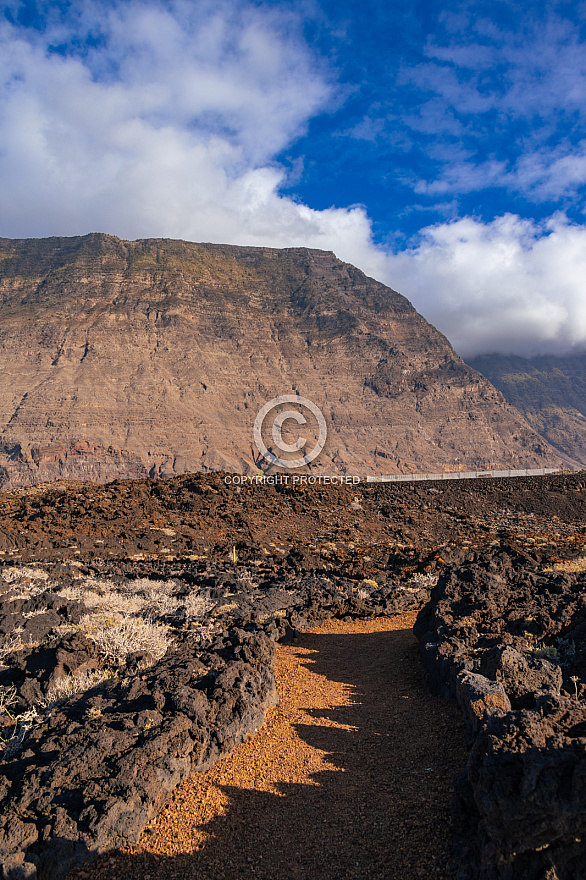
(1, 0, 586, 357)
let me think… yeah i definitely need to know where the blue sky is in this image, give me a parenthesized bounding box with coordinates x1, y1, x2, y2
(1, 0, 586, 356)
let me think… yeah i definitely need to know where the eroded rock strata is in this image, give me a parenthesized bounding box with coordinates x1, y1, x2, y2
(469, 351, 586, 469)
(0, 234, 564, 487)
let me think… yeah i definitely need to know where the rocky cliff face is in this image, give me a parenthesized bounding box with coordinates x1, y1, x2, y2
(0, 234, 563, 487)
(468, 352, 586, 468)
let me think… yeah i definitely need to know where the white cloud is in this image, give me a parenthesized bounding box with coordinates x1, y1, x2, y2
(395, 10, 586, 202)
(381, 213, 586, 358)
(512, 144, 586, 200)
(0, 0, 390, 296)
(2, 1, 586, 364)
(0, 0, 338, 239)
(413, 159, 506, 195)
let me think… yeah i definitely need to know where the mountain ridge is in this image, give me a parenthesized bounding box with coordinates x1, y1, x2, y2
(468, 352, 586, 468)
(0, 234, 565, 487)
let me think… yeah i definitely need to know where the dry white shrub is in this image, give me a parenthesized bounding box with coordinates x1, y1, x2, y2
(44, 669, 112, 708)
(80, 612, 171, 663)
(53, 584, 83, 602)
(132, 581, 217, 623)
(183, 593, 215, 619)
(409, 572, 439, 587)
(0, 632, 30, 665)
(142, 593, 181, 620)
(1, 565, 51, 600)
(124, 577, 178, 598)
(56, 577, 146, 614)
(0, 685, 40, 758)
(118, 577, 181, 620)
(1, 566, 49, 583)
(0, 684, 18, 716)
(95, 591, 144, 615)
(58, 575, 215, 626)
(545, 556, 586, 573)
(55, 580, 101, 603)
(0, 706, 40, 758)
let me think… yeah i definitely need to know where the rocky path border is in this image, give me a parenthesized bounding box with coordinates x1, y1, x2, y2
(0, 568, 432, 880)
(64, 614, 467, 880)
(0, 628, 278, 880)
(414, 549, 586, 880)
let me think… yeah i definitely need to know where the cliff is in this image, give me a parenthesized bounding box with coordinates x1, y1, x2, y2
(0, 234, 564, 487)
(469, 352, 586, 468)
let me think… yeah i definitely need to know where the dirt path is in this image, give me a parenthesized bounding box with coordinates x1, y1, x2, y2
(68, 614, 467, 880)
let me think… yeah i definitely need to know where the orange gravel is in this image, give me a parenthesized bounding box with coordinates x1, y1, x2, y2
(67, 613, 467, 880)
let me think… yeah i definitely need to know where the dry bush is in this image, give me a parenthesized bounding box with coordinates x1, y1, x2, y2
(0, 707, 40, 759)
(58, 576, 183, 618)
(57, 576, 146, 615)
(212, 602, 239, 617)
(55, 578, 107, 603)
(142, 594, 181, 621)
(88, 590, 145, 615)
(0, 687, 40, 759)
(0, 684, 18, 716)
(0, 632, 29, 665)
(1, 565, 49, 583)
(119, 577, 180, 620)
(183, 593, 215, 619)
(409, 572, 439, 587)
(133, 581, 217, 624)
(544, 557, 586, 573)
(123, 577, 178, 598)
(1, 565, 51, 600)
(44, 669, 112, 708)
(53, 583, 86, 602)
(189, 620, 219, 646)
(79, 612, 171, 663)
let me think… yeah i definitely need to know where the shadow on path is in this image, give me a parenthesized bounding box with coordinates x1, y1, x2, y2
(67, 620, 466, 880)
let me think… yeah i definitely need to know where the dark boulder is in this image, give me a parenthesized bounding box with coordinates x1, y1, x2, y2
(415, 550, 586, 880)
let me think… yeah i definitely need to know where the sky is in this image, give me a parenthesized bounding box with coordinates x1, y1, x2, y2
(1, 0, 586, 357)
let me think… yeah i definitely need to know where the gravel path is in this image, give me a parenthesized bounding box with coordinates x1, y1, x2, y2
(68, 613, 466, 880)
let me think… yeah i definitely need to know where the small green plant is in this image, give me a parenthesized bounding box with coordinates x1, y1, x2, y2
(529, 643, 561, 662)
(556, 637, 576, 665)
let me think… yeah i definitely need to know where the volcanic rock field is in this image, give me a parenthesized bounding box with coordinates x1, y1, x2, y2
(0, 470, 585, 879)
